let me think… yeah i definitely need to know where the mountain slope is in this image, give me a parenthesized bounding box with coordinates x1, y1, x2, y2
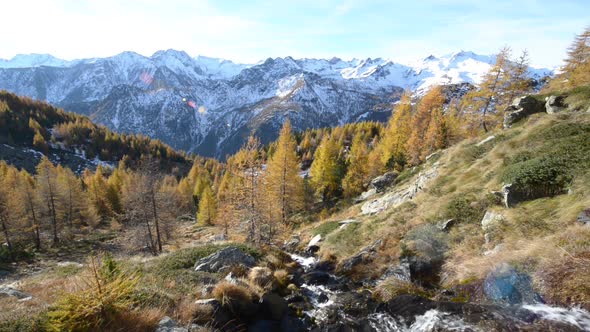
(0, 50, 553, 157)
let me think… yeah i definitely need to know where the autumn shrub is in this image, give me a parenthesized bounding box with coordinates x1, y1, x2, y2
(46, 255, 140, 332)
(247, 267, 275, 290)
(443, 194, 488, 224)
(212, 282, 257, 315)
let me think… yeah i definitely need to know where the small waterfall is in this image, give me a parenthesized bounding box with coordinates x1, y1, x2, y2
(523, 303, 590, 331)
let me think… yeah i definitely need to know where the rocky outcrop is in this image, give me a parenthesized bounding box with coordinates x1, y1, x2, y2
(481, 211, 504, 231)
(578, 209, 590, 226)
(361, 163, 439, 215)
(545, 95, 567, 114)
(503, 96, 546, 128)
(369, 172, 397, 193)
(194, 247, 256, 273)
(338, 239, 383, 275)
(155, 317, 190, 332)
(483, 263, 541, 305)
(0, 286, 32, 301)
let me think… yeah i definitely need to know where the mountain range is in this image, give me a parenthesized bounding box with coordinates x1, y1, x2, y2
(0, 50, 553, 157)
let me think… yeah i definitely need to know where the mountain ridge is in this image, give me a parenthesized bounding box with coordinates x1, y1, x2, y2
(0, 50, 553, 158)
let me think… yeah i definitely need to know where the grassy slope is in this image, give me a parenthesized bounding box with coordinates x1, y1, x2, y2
(305, 88, 590, 308)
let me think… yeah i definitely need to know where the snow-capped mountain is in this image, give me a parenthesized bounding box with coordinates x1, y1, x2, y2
(0, 50, 552, 157)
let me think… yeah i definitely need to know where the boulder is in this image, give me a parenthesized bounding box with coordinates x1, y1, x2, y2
(503, 96, 546, 129)
(380, 258, 411, 283)
(283, 235, 301, 252)
(545, 95, 567, 114)
(481, 211, 504, 231)
(258, 293, 288, 321)
(502, 183, 525, 208)
(0, 286, 32, 301)
(436, 218, 455, 232)
(301, 271, 334, 285)
(483, 263, 541, 305)
(370, 172, 397, 192)
(307, 234, 322, 254)
(577, 209, 590, 226)
(155, 316, 188, 332)
(476, 135, 496, 147)
(338, 239, 382, 275)
(194, 247, 256, 273)
(354, 188, 377, 203)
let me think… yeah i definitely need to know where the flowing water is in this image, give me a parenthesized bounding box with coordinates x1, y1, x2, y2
(289, 253, 590, 331)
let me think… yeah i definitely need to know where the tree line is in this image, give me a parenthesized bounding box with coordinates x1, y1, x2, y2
(1, 27, 589, 257)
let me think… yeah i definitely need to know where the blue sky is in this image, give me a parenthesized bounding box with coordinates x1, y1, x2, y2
(0, 0, 587, 67)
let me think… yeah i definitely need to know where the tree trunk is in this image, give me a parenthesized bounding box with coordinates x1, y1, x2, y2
(150, 187, 162, 253)
(1, 216, 13, 253)
(481, 69, 502, 133)
(26, 191, 41, 249)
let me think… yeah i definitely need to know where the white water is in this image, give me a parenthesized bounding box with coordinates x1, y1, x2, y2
(289, 253, 317, 270)
(368, 311, 480, 332)
(523, 303, 590, 331)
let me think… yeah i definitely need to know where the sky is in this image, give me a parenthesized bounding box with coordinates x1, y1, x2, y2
(0, 0, 587, 68)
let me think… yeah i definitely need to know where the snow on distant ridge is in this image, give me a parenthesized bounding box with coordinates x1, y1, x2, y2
(0, 50, 553, 90)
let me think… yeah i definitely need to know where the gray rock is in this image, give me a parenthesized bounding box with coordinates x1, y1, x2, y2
(437, 219, 455, 231)
(484, 244, 504, 256)
(362, 164, 439, 215)
(381, 258, 411, 283)
(577, 209, 590, 226)
(354, 188, 377, 203)
(155, 316, 188, 332)
(483, 263, 541, 305)
(545, 95, 567, 114)
(338, 219, 359, 229)
(370, 172, 397, 193)
(194, 247, 256, 273)
(476, 135, 495, 147)
(0, 286, 32, 301)
(339, 239, 383, 274)
(307, 234, 322, 248)
(195, 298, 219, 306)
(481, 211, 504, 231)
(283, 235, 300, 252)
(425, 151, 440, 161)
(503, 96, 546, 128)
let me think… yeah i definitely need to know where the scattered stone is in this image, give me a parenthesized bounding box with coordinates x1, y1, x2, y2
(224, 272, 238, 284)
(307, 234, 322, 248)
(577, 209, 590, 226)
(370, 172, 398, 193)
(195, 298, 219, 306)
(283, 235, 300, 252)
(476, 135, 496, 147)
(481, 211, 504, 231)
(155, 316, 188, 332)
(483, 263, 541, 305)
(208, 233, 227, 242)
(425, 151, 440, 161)
(57, 261, 83, 268)
(503, 95, 546, 128)
(338, 239, 382, 275)
(194, 247, 256, 273)
(354, 188, 377, 203)
(483, 244, 504, 256)
(362, 164, 439, 215)
(200, 285, 215, 297)
(545, 95, 567, 114)
(338, 219, 359, 229)
(0, 286, 32, 301)
(437, 219, 455, 231)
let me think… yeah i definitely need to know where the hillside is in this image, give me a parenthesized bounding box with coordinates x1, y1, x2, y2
(0, 90, 192, 174)
(1, 83, 589, 331)
(0, 50, 551, 158)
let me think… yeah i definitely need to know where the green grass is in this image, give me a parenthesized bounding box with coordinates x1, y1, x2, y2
(312, 220, 341, 237)
(154, 243, 261, 272)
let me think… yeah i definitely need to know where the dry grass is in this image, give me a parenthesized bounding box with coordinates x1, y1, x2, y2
(248, 266, 275, 290)
(212, 282, 255, 307)
(373, 277, 430, 302)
